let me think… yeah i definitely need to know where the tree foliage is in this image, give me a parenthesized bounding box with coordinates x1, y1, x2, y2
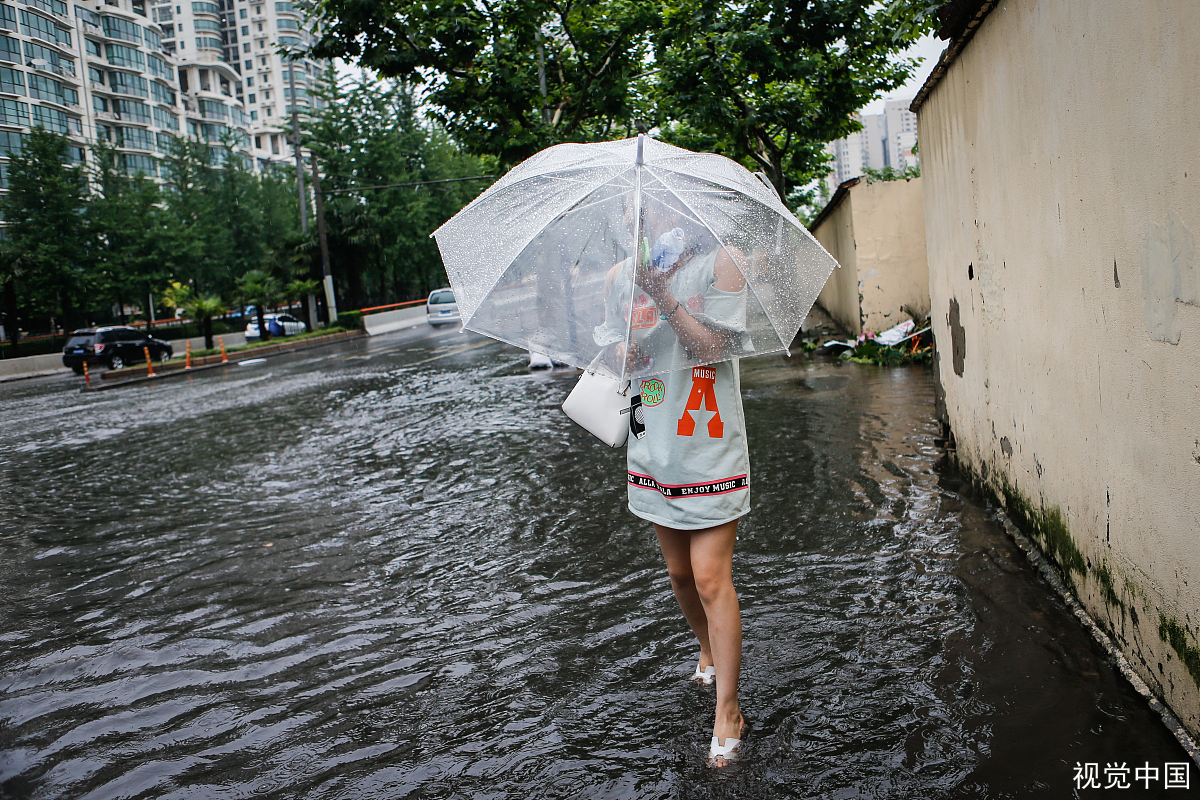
(309, 0, 941, 201)
(306, 72, 492, 309)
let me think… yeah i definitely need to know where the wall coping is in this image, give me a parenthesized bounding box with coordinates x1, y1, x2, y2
(910, 0, 1000, 113)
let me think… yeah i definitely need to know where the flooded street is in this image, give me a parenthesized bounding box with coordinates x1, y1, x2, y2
(0, 326, 1190, 799)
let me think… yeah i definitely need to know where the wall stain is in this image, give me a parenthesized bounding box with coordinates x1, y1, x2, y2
(1000, 436, 1013, 457)
(1159, 615, 1200, 689)
(948, 297, 966, 377)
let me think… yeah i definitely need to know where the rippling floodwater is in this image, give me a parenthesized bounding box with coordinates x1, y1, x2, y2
(0, 327, 1190, 799)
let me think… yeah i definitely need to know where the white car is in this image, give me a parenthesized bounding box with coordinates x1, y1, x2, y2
(426, 288, 460, 327)
(246, 313, 307, 340)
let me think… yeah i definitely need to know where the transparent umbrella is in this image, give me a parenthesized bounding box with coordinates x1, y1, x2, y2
(432, 134, 838, 381)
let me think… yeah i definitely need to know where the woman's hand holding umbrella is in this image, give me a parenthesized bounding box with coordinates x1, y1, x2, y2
(635, 246, 747, 363)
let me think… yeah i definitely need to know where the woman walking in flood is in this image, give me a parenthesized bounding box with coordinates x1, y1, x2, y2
(595, 215, 751, 767)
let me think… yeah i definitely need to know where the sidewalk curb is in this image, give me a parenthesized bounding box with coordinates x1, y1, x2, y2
(993, 510, 1200, 767)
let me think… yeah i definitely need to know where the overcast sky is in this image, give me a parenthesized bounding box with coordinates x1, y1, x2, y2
(860, 33, 946, 114)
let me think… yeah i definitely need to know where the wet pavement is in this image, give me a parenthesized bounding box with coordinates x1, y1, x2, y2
(0, 326, 1192, 799)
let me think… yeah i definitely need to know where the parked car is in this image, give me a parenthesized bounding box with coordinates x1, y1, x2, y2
(62, 326, 174, 373)
(426, 288, 460, 327)
(245, 313, 307, 340)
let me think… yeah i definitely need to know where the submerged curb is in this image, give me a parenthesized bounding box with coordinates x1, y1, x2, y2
(993, 510, 1200, 767)
(81, 330, 367, 392)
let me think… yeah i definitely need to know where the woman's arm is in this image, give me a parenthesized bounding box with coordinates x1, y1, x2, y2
(638, 246, 746, 362)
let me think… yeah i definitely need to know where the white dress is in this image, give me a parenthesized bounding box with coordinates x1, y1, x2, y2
(594, 250, 752, 530)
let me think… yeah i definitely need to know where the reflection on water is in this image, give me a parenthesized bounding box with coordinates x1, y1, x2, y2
(0, 332, 1189, 799)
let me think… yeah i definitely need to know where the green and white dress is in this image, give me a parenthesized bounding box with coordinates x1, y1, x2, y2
(594, 250, 752, 530)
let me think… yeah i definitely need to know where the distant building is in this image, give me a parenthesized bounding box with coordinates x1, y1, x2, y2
(151, 0, 326, 170)
(823, 100, 919, 197)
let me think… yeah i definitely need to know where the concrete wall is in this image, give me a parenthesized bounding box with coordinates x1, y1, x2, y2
(917, 0, 1200, 737)
(813, 178, 929, 336)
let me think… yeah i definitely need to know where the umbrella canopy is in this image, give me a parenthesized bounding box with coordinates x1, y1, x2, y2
(432, 135, 838, 381)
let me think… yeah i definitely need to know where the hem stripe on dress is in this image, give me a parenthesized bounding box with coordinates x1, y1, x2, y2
(627, 471, 749, 498)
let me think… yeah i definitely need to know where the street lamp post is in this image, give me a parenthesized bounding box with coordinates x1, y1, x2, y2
(310, 153, 337, 324)
(287, 51, 320, 328)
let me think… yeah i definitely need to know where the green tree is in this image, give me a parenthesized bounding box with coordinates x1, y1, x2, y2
(0, 128, 90, 333)
(236, 268, 280, 341)
(88, 142, 169, 326)
(307, 73, 490, 309)
(183, 293, 226, 350)
(308, 0, 941, 201)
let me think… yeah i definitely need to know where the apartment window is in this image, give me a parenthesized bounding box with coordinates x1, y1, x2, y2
(84, 38, 102, 57)
(198, 68, 209, 90)
(25, 0, 66, 13)
(0, 96, 26, 126)
(242, 42, 249, 52)
(153, 6, 172, 21)
(278, 35, 299, 47)
(106, 44, 145, 69)
(147, 54, 171, 80)
(76, 6, 102, 26)
(87, 66, 104, 84)
(276, 18, 298, 30)
(24, 42, 75, 76)
(118, 125, 154, 150)
(93, 95, 106, 113)
(269, 133, 278, 153)
(239, 7, 246, 17)
(247, 93, 254, 103)
(19, 11, 72, 47)
(112, 98, 150, 123)
(275, 1, 293, 11)
(108, 71, 148, 97)
(194, 18, 220, 32)
(261, 90, 269, 100)
(265, 106, 271, 116)
(28, 73, 65, 103)
(155, 130, 174, 152)
(0, 35, 17, 63)
(0, 66, 23, 95)
(191, 1, 218, 13)
(244, 59, 251, 68)
(245, 77, 252, 87)
(0, 129, 23, 154)
(255, 21, 261, 31)
(150, 82, 175, 105)
(144, 27, 160, 50)
(100, 15, 141, 43)
(0, 5, 15, 31)
(196, 36, 221, 50)
(152, 105, 177, 129)
(121, 153, 158, 176)
(259, 56, 266, 66)
(197, 98, 227, 118)
(249, 109, 255, 120)
(30, 104, 68, 133)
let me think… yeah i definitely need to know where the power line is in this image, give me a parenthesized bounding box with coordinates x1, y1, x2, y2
(321, 175, 496, 195)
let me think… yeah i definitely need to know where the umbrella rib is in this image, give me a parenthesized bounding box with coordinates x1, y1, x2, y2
(644, 166, 794, 352)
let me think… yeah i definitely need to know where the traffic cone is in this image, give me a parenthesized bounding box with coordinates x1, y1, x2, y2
(185, 340, 192, 370)
(219, 337, 228, 364)
(82, 359, 90, 387)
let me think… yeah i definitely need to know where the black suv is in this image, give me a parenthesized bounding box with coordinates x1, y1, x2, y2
(62, 327, 174, 373)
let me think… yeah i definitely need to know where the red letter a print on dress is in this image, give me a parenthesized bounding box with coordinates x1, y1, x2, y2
(677, 367, 723, 438)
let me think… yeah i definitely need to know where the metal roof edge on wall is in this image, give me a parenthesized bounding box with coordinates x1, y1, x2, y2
(910, 0, 1001, 113)
(808, 176, 861, 233)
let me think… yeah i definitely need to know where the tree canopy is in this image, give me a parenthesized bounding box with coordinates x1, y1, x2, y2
(309, 0, 941, 202)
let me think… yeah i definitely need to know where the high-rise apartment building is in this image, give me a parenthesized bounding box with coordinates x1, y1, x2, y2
(823, 100, 920, 198)
(158, 0, 323, 170)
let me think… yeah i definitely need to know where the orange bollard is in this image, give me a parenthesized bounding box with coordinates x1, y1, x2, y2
(219, 336, 228, 364)
(144, 346, 154, 377)
(82, 359, 90, 387)
(185, 340, 192, 370)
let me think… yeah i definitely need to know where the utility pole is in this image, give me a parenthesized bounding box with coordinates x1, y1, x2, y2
(289, 55, 307, 235)
(288, 52, 318, 328)
(310, 153, 337, 324)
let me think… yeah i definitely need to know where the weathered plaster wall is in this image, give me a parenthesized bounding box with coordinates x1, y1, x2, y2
(812, 189, 860, 335)
(918, 0, 1200, 737)
(814, 179, 929, 336)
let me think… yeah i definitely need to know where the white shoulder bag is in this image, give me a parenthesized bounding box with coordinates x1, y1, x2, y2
(561, 371, 632, 448)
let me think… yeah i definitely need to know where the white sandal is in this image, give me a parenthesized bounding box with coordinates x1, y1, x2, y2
(708, 734, 741, 765)
(691, 663, 716, 685)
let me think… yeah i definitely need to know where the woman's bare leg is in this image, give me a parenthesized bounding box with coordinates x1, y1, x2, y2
(656, 525, 714, 669)
(656, 520, 744, 749)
